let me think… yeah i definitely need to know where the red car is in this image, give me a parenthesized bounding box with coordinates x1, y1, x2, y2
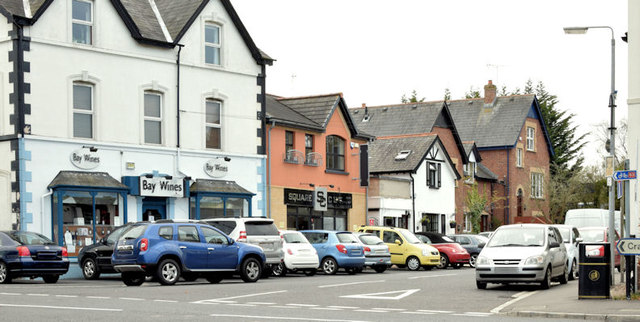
(578, 226, 621, 269)
(415, 232, 469, 269)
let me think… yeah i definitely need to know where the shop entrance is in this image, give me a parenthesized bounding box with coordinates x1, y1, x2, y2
(142, 197, 166, 221)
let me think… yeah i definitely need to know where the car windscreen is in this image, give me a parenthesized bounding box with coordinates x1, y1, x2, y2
(579, 229, 605, 242)
(208, 221, 237, 235)
(399, 229, 422, 244)
(119, 225, 147, 240)
(283, 232, 308, 244)
(487, 227, 545, 247)
(301, 232, 328, 244)
(106, 225, 129, 244)
(6, 231, 55, 245)
(336, 232, 360, 243)
(245, 221, 279, 236)
(358, 235, 384, 245)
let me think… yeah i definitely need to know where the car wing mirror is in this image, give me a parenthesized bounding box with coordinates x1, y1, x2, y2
(395, 239, 402, 245)
(575, 237, 583, 244)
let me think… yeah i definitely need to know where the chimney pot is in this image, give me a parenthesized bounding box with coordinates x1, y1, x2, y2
(484, 80, 497, 105)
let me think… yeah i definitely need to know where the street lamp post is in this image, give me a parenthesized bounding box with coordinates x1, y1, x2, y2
(564, 26, 616, 286)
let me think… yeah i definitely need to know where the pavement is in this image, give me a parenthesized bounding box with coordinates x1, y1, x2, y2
(497, 275, 640, 321)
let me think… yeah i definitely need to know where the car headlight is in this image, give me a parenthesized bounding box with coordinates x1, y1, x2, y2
(525, 255, 544, 265)
(476, 255, 491, 266)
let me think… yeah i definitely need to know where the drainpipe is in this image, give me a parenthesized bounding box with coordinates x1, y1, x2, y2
(41, 189, 52, 236)
(410, 173, 416, 233)
(175, 44, 189, 178)
(505, 149, 510, 224)
(267, 120, 275, 218)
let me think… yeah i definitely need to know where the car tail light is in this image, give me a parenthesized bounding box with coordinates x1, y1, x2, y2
(336, 244, 347, 254)
(287, 249, 293, 255)
(17, 246, 31, 257)
(61, 247, 68, 257)
(238, 231, 247, 242)
(139, 238, 149, 252)
(363, 246, 371, 252)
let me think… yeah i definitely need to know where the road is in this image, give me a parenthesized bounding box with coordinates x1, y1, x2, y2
(0, 266, 582, 321)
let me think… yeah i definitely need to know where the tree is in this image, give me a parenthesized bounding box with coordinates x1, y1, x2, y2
(465, 182, 487, 234)
(444, 88, 451, 101)
(464, 87, 480, 99)
(401, 90, 425, 103)
(592, 118, 628, 165)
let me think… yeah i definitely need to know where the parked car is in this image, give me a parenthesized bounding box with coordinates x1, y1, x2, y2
(577, 226, 621, 270)
(78, 223, 133, 280)
(564, 208, 620, 230)
(356, 226, 440, 271)
(449, 234, 488, 268)
(204, 217, 283, 276)
(300, 230, 365, 275)
(353, 232, 391, 273)
(475, 224, 568, 290)
(272, 230, 318, 277)
(415, 232, 469, 269)
(112, 220, 266, 286)
(0, 230, 69, 284)
(478, 231, 494, 239)
(552, 224, 582, 280)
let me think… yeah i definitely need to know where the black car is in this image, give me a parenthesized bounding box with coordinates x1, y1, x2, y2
(0, 230, 69, 283)
(449, 234, 488, 268)
(77, 224, 132, 279)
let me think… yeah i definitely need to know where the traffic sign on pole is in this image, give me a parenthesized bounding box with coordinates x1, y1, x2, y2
(613, 170, 637, 181)
(616, 238, 640, 255)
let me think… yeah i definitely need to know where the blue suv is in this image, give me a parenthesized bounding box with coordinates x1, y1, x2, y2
(112, 220, 266, 286)
(300, 230, 365, 275)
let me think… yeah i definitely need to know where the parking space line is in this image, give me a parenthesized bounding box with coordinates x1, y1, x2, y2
(490, 291, 537, 314)
(354, 309, 388, 313)
(319, 280, 384, 288)
(55, 295, 78, 298)
(154, 300, 178, 303)
(286, 303, 319, 307)
(193, 290, 287, 304)
(119, 297, 144, 301)
(0, 303, 123, 312)
(0, 293, 21, 296)
(311, 307, 343, 311)
(228, 303, 256, 307)
(269, 305, 299, 309)
(417, 309, 454, 314)
(401, 311, 436, 315)
(210, 314, 369, 322)
(87, 296, 110, 299)
(372, 308, 406, 311)
(247, 302, 276, 305)
(328, 306, 359, 309)
(26, 294, 48, 297)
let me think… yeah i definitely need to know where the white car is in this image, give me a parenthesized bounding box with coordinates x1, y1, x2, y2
(272, 230, 319, 277)
(552, 224, 582, 280)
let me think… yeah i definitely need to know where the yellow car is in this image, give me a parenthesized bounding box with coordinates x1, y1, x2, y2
(357, 226, 440, 271)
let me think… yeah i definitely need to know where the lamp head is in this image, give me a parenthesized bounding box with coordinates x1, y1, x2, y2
(563, 27, 588, 35)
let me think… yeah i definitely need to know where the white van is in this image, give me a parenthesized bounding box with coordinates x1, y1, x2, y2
(564, 208, 620, 229)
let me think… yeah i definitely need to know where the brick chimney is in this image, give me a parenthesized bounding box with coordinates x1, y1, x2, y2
(484, 80, 497, 105)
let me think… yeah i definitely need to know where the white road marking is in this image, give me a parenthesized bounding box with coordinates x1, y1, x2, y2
(341, 289, 420, 300)
(154, 300, 178, 303)
(372, 308, 405, 311)
(490, 290, 538, 314)
(0, 303, 122, 312)
(452, 313, 492, 317)
(55, 295, 78, 298)
(354, 309, 388, 313)
(401, 311, 436, 315)
(87, 296, 110, 299)
(311, 307, 343, 311)
(319, 280, 385, 288)
(0, 293, 21, 296)
(192, 290, 287, 304)
(210, 314, 369, 322)
(408, 273, 457, 280)
(119, 297, 144, 301)
(328, 305, 359, 309)
(247, 302, 276, 305)
(461, 312, 493, 316)
(269, 305, 298, 309)
(286, 303, 319, 307)
(418, 309, 454, 314)
(227, 303, 256, 307)
(26, 293, 48, 297)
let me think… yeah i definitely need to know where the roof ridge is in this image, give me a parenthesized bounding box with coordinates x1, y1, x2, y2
(376, 133, 437, 140)
(277, 93, 343, 101)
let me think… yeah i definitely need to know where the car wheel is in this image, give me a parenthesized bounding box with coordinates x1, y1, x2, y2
(321, 257, 338, 275)
(559, 262, 569, 285)
(206, 274, 224, 284)
(569, 259, 577, 281)
(240, 257, 262, 283)
(406, 256, 421, 271)
(182, 272, 199, 282)
(304, 269, 317, 276)
(122, 272, 145, 286)
(469, 254, 478, 268)
(540, 266, 552, 290)
(437, 254, 449, 269)
(0, 262, 11, 284)
(373, 265, 387, 273)
(272, 263, 287, 277)
(82, 258, 100, 280)
(43, 275, 59, 284)
(157, 259, 181, 285)
(476, 281, 487, 289)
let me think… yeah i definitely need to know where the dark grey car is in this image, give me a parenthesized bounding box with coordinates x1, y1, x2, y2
(450, 234, 488, 268)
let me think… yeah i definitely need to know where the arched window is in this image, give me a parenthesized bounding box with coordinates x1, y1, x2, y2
(326, 135, 345, 171)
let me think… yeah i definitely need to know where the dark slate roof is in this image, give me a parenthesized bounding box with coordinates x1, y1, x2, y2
(266, 94, 373, 140)
(448, 95, 535, 149)
(47, 171, 129, 190)
(190, 179, 254, 195)
(462, 141, 482, 162)
(349, 102, 443, 137)
(476, 162, 498, 182)
(0, 0, 52, 23)
(368, 135, 438, 173)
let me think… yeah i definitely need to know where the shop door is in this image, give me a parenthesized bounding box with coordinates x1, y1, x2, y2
(142, 197, 166, 221)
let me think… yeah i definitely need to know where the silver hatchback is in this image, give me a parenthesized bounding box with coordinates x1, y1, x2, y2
(475, 224, 568, 290)
(353, 232, 391, 273)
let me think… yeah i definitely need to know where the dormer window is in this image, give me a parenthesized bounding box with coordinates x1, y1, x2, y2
(72, 0, 93, 45)
(464, 162, 476, 183)
(395, 150, 411, 161)
(205, 23, 221, 65)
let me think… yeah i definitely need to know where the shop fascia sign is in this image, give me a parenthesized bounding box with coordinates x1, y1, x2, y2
(284, 188, 353, 209)
(139, 176, 184, 197)
(204, 159, 229, 178)
(70, 148, 100, 170)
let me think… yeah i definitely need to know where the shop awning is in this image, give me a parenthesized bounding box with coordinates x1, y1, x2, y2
(190, 179, 255, 195)
(47, 171, 129, 191)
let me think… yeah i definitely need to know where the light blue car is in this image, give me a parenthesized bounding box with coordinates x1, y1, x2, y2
(300, 230, 365, 275)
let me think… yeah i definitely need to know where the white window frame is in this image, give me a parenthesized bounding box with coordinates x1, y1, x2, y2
(72, 0, 93, 45)
(72, 82, 94, 139)
(463, 214, 471, 232)
(516, 148, 523, 167)
(464, 162, 475, 183)
(531, 172, 544, 199)
(205, 99, 222, 149)
(526, 127, 535, 151)
(204, 23, 221, 66)
(143, 91, 163, 145)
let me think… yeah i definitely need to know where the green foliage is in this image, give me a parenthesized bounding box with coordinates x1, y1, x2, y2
(444, 88, 451, 101)
(465, 87, 481, 99)
(465, 182, 487, 234)
(401, 90, 425, 103)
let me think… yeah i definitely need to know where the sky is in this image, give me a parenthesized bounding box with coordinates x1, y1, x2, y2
(231, 0, 628, 166)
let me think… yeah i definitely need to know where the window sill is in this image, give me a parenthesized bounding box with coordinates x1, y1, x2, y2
(325, 169, 348, 175)
(304, 162, 320, 167)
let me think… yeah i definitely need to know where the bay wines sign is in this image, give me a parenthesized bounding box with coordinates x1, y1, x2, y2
(284, 188, 352, 210)
(139, 176, 185, 198)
